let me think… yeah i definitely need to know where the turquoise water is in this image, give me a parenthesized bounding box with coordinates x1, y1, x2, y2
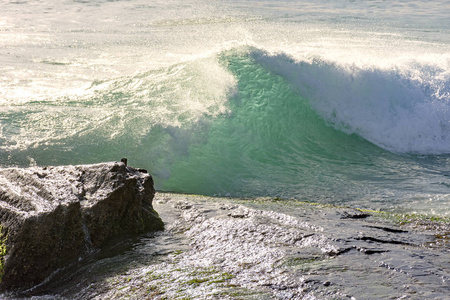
(0, 0, 449, 214)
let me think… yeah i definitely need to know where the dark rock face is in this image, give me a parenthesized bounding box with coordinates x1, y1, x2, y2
(0, 162, 164, 291)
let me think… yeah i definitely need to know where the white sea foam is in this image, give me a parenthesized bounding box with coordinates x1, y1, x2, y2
(0, 57, 236, 152)
(253, 51, 450, 154)
(0, 0, 449, 214)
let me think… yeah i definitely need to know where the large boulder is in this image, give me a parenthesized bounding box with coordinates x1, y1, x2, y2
(0, 161, 164, 291)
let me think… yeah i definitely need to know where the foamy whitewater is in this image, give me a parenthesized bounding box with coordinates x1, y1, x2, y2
(0, 0, 449, 214)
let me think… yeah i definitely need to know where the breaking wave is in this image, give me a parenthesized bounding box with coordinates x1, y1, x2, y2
(1, 46, 449, 210)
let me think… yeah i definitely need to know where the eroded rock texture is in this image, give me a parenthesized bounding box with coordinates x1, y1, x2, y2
(0, 162, 163, 291)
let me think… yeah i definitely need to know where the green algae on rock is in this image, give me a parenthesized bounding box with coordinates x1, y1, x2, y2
(0, 226, 6, 283)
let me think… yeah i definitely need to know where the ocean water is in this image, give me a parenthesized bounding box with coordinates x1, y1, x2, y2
(1, 0, 449, 215)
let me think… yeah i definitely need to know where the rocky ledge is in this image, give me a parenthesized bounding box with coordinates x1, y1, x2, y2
(0, 162, 164, 291)
(69, 193, 448, 300)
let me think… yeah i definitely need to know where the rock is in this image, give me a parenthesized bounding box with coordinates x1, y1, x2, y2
(0, 162, 164, 292)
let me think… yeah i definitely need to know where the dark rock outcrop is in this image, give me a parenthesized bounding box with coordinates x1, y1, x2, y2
(0, 162, 164, 291)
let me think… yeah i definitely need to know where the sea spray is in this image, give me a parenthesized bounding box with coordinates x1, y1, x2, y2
(1, 0, 449, 215)
(163, 48, 450, 214)
(1, 47, 449, 214)
(0, 1, 449, 299)
(250, 49, 450, 154)
(0, 57, 235, 170)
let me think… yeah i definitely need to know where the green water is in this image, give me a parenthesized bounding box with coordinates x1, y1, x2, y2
(1, 48, 449, 214)
(165, 50, 383, 196)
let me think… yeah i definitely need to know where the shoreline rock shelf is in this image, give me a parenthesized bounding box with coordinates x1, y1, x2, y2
(0, 162, 164, 291)
(0, 163, 448, 299)
(31, 193, 446, 300)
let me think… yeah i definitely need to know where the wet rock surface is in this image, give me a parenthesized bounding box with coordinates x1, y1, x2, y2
(2, 193, 449, 299)
(147, 195, 449, 299)
(0, 162, 164, 292)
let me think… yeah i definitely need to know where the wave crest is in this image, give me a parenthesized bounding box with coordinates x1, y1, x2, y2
(250, 48, 450, 154)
